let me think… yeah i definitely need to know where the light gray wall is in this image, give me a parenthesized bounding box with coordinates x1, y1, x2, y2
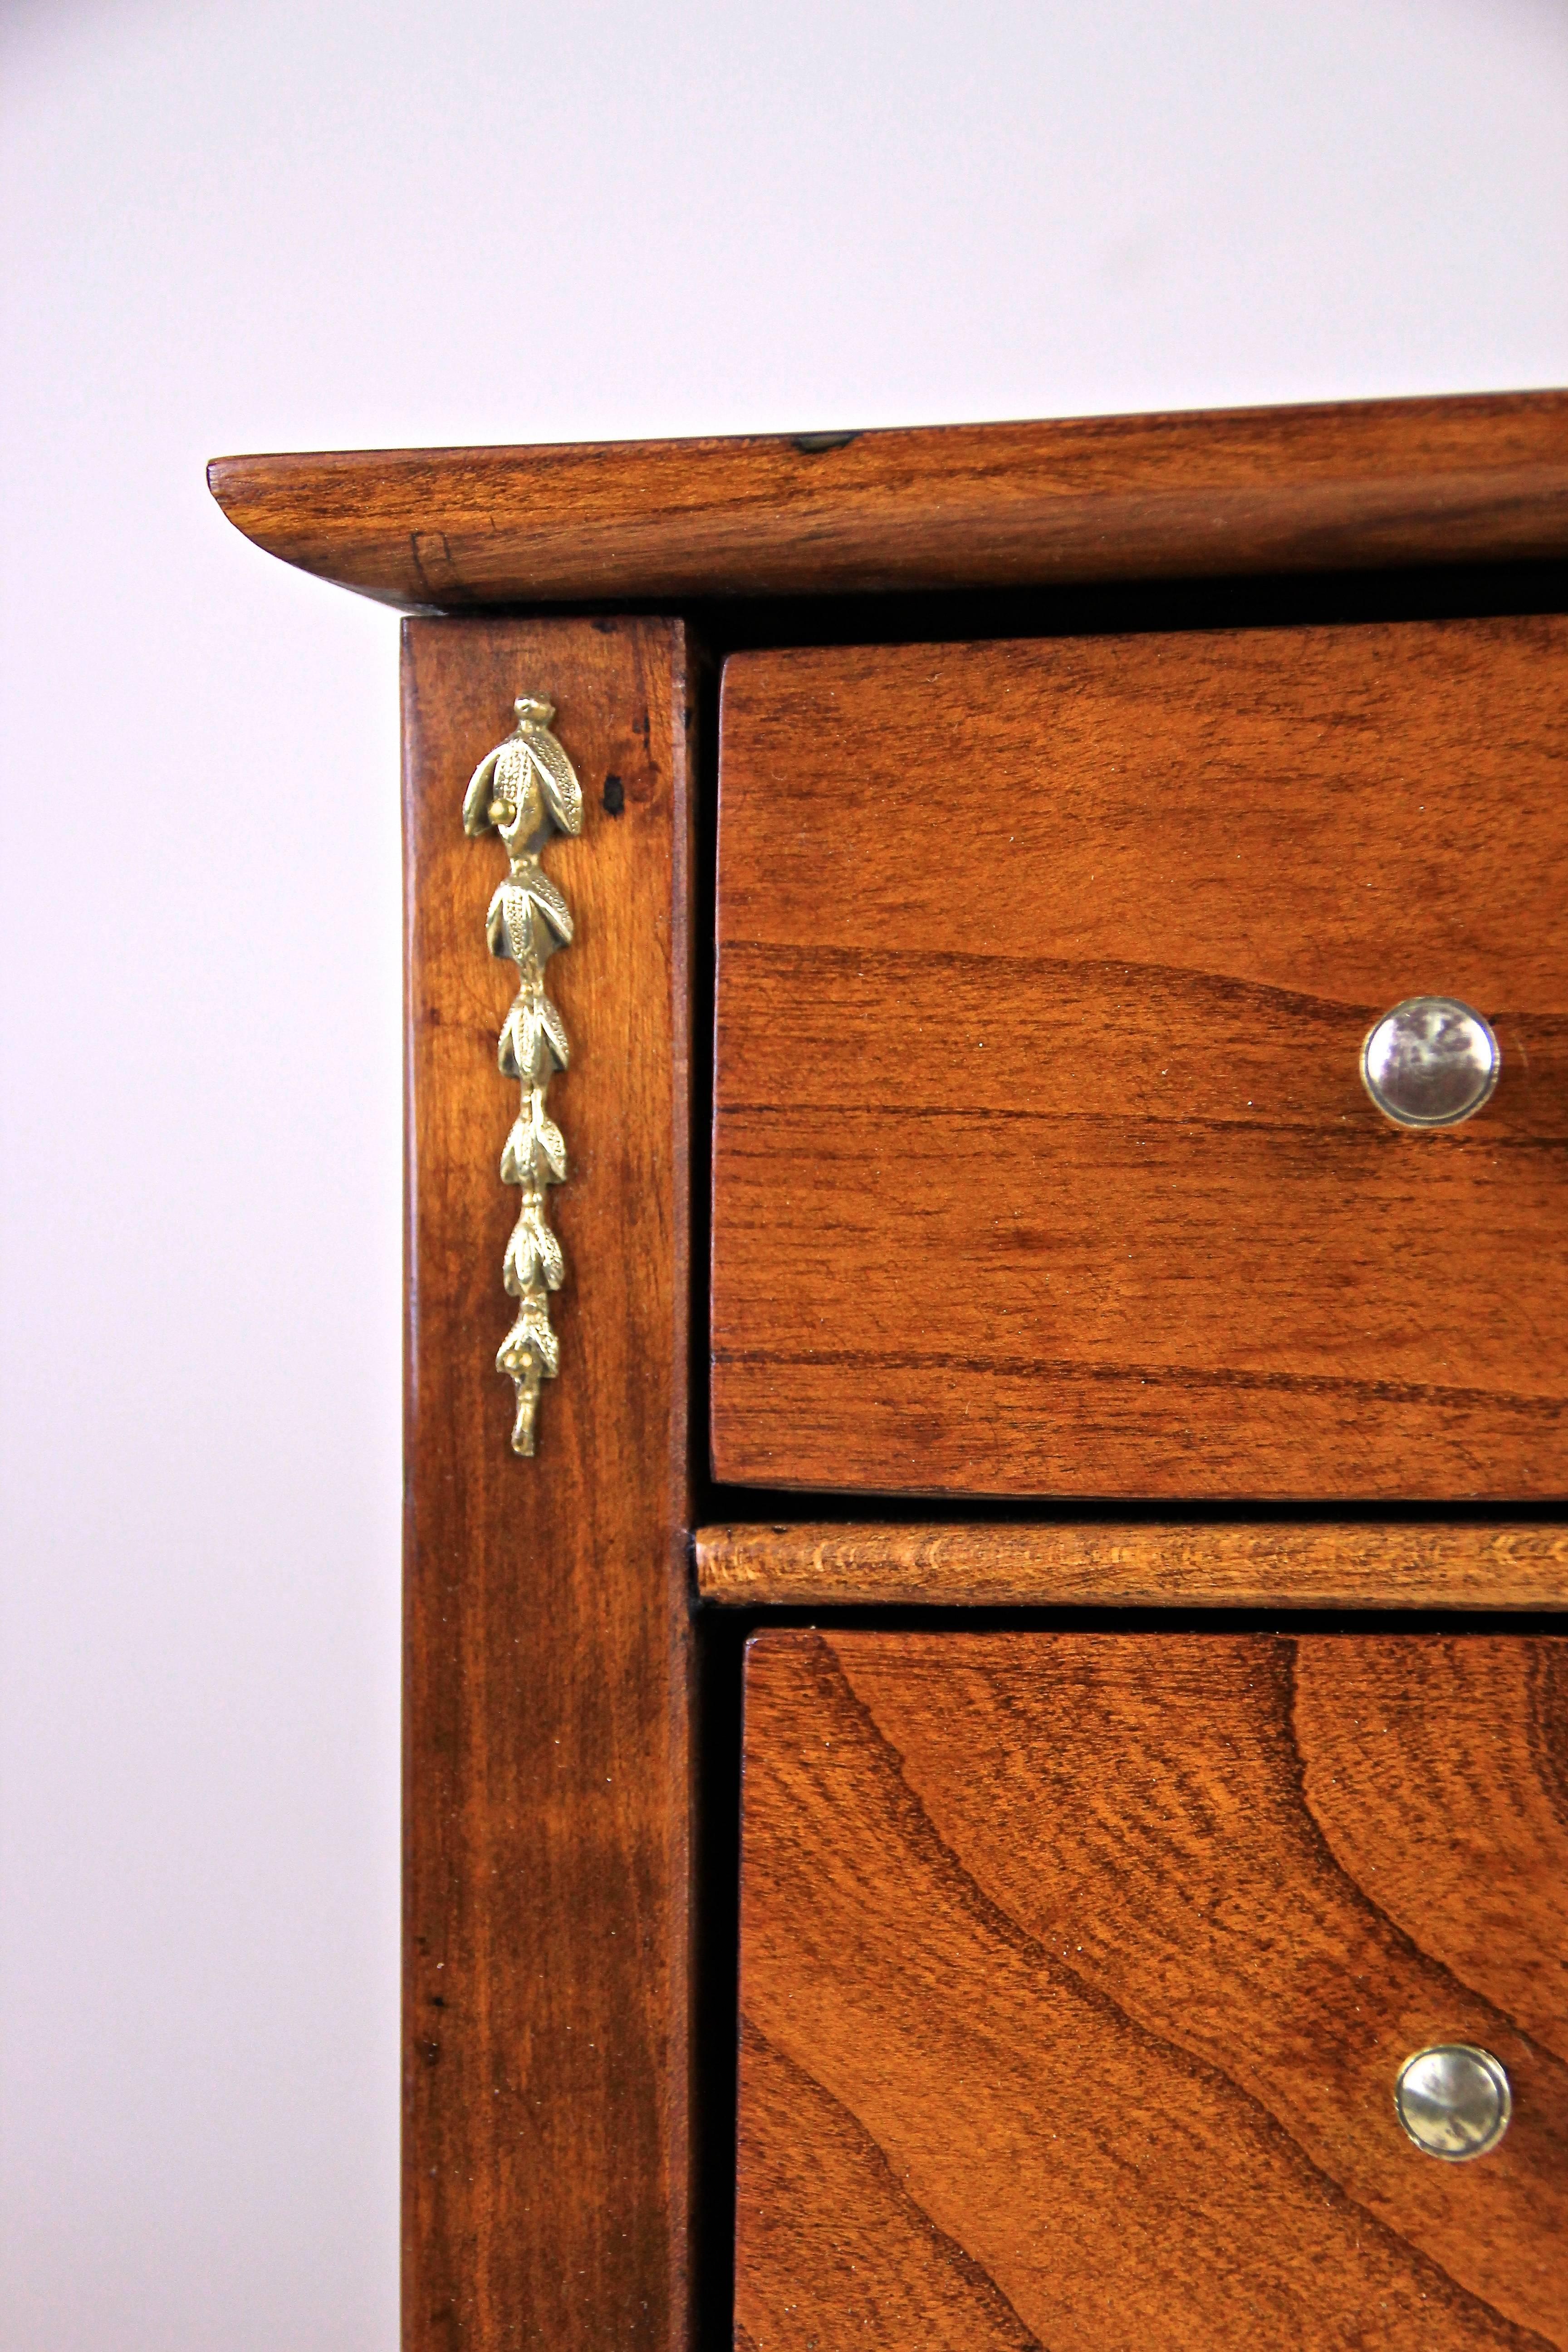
(2, 2, 1565, 2343)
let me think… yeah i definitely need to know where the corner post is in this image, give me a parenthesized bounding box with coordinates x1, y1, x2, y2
(402, 617, 696, 2350)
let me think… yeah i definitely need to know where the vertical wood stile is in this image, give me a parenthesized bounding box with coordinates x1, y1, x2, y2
(402, 617, 696, 2352)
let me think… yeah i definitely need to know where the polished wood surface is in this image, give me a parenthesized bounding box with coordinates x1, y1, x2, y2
(403, 619, 696, 2351)
(739, 1630, 1568, 2349)
(712, 616, 1568, 1499)
(697, 1521, 1568, 1608)
(208, 389, 1568, 611)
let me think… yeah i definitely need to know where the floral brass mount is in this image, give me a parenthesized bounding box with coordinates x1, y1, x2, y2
(463, 698, 584, 1455)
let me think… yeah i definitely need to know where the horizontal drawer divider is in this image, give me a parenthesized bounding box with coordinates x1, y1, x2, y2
(695, 1520, 1568, 1609)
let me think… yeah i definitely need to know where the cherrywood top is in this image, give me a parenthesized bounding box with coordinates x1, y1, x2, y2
(208, 389, 1568, 611)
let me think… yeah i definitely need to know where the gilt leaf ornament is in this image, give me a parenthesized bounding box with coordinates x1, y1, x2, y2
(463, 696, 583, 1454)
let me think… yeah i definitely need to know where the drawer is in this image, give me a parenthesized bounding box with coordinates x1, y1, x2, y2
(737, 1630, 1568, 2350)
(711, 617, 1568, 1498)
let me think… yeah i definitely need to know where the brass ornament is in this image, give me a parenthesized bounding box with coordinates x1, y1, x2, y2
(463, 697, 583, 1454)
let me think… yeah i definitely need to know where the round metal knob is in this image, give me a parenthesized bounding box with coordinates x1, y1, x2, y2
(1362, 997, 1499, 1129)
(1394, 2044, 1512, 2161)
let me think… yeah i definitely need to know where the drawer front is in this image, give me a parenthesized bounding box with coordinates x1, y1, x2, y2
(712, 617, 1568, 1497)
(737, 1630, 1568, 2350)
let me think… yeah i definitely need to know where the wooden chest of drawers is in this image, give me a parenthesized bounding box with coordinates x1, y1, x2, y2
(211, 389, 1568, 2350)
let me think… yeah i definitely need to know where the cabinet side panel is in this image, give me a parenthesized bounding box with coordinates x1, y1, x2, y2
(402, 618, 694, 2351)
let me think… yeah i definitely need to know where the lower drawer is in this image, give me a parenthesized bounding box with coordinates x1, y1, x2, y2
(737, 1632, 1568, 2349)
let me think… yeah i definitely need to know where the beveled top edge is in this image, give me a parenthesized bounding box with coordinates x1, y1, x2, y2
(209, 387, 1568, 612)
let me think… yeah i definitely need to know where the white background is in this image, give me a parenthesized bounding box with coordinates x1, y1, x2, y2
(2, 3, 1566, 2343)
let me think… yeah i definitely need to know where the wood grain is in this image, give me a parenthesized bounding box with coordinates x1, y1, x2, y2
(402, 619, 695, 2351)
(712, 616, 1568, 1499)
(207, 389, 1568, 611)
(696, 1521, 1568, 1608)
(738, 1630, 1568, 2350)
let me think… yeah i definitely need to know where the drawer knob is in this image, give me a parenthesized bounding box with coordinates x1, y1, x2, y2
(1361, 997, 1500, 1129)
(1394, 2043, 1512, 2160)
